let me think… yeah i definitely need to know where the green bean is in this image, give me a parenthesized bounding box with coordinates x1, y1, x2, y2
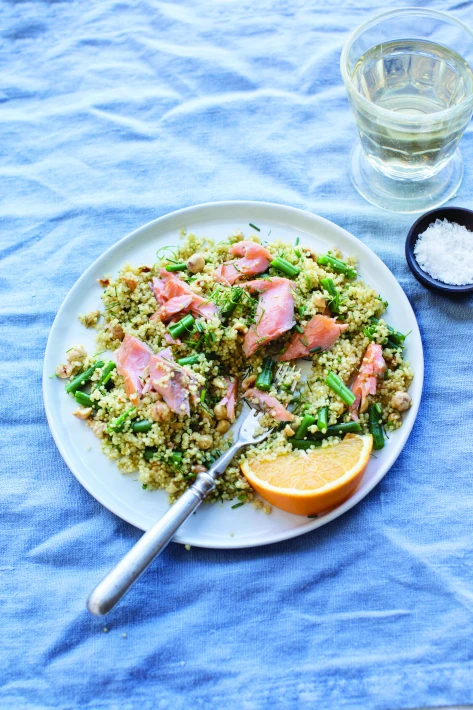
(368, 405, 384, 450)
(177, 355, 200, 366)
(270, 257, 300, 278)
(94, 361, 116, 390)
(318, 254, 357, 280)
(108, 407, 136, 433)
(131, 420, 152, 433)
(320, 278, 340, 314)
(165, 263, 187, 272)
(168, 314, 195, 340)
(74, 391, 93, 407)
(317, 406, 328, 433)
(221, 287, 243, 318)
(65, 361, 104, 394)
(255, 358, 274, 392)
(295, 414, 317, 439)
(143, 447, 157, 461)
(318, 421, 362, 438)
(290, 439, 322, 450)
(326, 371, 356, 406)
(171, 452, 183, 466)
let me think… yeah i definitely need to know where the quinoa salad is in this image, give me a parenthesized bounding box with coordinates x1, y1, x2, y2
(56, 228, 414, 507)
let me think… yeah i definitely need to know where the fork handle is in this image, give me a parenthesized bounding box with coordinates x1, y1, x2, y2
(87, 443, 242, 616)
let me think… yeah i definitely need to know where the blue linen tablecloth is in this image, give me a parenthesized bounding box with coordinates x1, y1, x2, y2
(2, 0, 473, 708)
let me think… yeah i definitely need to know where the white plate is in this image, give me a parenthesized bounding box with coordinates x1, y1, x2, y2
(43, 201, 423, 549)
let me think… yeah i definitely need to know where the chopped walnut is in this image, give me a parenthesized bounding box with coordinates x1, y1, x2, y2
(105, 322, 125, 341)
(97, 277, 110, 287)
(56, 363, 72, 378)
(121, 274, 138, 291)
(312, 294, 327, 311)
(73, 407, 93, 420)
(242, 374, 257, 391)
(140, 265, 152, 273)
(91, 421, 107, 438)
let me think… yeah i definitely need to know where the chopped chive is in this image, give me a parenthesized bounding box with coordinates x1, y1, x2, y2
(65, 361, 104, 394)
(374, 402, 382, 416)
(249, 223, 261, 232)
(231, 501, 245, 509)
(309, 346, 322, 354)
(200, 388, 206, 403)
(142, 484, 148, 489)
(318, 254, 357, 280)
(326, 371, 356, 406)
(168, 314, 195, 340)
(294, 324, 304, 334)
(183, 473, 197, 481)
(177, 355, 200, 366)
(295, 237, 300, 246)
(165, 263, 187, 272)
(270, 257, 300, 278)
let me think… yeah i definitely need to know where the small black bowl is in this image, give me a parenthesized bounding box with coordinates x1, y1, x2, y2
(406, 206, 473, 294)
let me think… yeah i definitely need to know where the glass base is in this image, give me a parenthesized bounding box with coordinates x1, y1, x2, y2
(350, 142, 463, 214)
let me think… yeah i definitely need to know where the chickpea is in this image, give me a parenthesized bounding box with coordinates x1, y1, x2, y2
(56, 363, 72, 378)
(83, 310, 100, 328)
(92, 421, 107, 438)
(214, 403, 228, 420)
(216, 419, 231, 434)
(197, 434, 213, 450)
(150, 402, 172, 422)
(73, 407, 92, 420)
(283, 425, 295, 437)
(66, 345, 86, 363)
(242, 374, 257, 391)
(388, 412, 400, 423)
(390, 391, 412, 412)
(212, 377, 226, 389)
(186, 254, 205, 273)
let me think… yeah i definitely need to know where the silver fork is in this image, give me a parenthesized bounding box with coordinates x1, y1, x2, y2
(87, 362, 299, 616)
(87, 406, 272, 616)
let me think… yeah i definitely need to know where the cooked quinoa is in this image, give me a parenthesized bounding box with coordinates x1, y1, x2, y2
(58, 229, 414, 505)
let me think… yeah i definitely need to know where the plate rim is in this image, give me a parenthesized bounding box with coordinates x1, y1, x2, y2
(43, 200, 424, 548)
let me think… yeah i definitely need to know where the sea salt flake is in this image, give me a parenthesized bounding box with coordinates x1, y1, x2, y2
(414, 219, 473, 286)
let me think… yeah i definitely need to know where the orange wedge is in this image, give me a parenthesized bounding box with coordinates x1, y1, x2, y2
(241, 434, 373, 516)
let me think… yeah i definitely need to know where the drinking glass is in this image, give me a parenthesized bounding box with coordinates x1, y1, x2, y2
(340, 8, 473, 213)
